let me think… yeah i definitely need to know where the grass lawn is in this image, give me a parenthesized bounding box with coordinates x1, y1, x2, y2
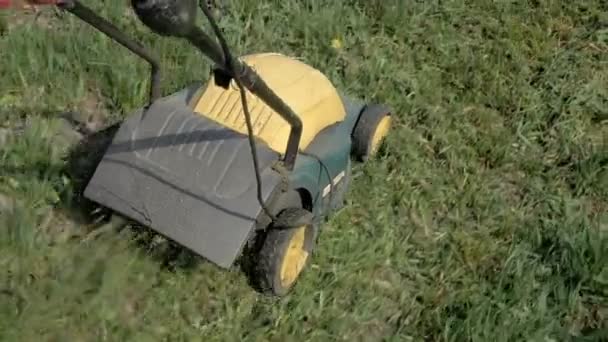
(1, 0, 607, 340)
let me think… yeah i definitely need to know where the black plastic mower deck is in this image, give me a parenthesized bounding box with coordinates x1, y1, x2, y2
(83, 86, 282, 268)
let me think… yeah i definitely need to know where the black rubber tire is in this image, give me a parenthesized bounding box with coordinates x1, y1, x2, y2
(351, 104, 391, 162)
(255, 207, 316, 296)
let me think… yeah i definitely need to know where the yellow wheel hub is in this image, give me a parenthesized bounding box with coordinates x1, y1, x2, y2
(279, 226, 309, 288)
(370, 115, 392, 155)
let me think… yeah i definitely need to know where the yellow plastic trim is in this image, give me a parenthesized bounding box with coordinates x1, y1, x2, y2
(280, 225, 309, 288)
(193, 53, 346, 153)
(370, 115, 391, 155)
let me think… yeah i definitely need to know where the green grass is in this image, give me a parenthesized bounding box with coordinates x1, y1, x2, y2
(1, 0, 607, 340)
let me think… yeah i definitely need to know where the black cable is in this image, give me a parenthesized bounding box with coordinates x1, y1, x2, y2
(198, 1, 276, 221)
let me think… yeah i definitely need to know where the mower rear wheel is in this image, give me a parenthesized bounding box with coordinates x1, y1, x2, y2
(352, 104, 392, 161)
(256, 207, 316, 296)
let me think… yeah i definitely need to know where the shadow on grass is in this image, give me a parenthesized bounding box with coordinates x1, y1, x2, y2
(56, 121, 200, 271)
(60, 119, 260, 279)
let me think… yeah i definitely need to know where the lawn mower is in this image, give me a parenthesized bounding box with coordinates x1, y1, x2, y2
(14, 0, 393, 296)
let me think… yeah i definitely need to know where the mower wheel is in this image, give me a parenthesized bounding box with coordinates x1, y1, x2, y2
(351, 104, 392, 161)
(256, 207, 316, 296)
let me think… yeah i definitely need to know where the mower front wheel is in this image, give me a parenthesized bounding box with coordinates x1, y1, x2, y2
(255, 208, 316, 296)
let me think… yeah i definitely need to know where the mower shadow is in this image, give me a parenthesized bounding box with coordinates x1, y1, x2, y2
(104, 127, 241, 155)
(63, 120, 260, 277)
(63, 123, 200, 271)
